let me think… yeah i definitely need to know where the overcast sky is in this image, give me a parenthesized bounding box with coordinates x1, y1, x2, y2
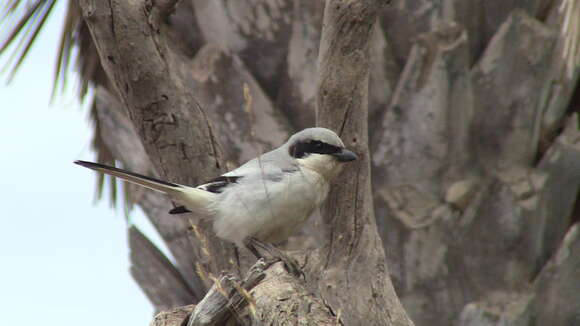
(0, 2, 167, 325)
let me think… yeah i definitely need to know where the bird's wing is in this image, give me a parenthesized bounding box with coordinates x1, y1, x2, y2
(223, 149, 298, 177)
(166, 158, 292, 215)
(197, 175, 242, 193)
(195, 154, 298, 192)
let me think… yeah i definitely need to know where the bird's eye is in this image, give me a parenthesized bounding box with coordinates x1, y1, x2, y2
(312, 141, 323, 149)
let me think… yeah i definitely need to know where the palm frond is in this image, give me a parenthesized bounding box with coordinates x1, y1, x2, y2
(0, 0, 85, 100)
(89, 98, 135, 217)
(75, 19, 108, 100)
(1, 0, 56, 81)
(1, 0, 131, 212)
(89, 100, 119, 207)
(52, 0, 80, 100)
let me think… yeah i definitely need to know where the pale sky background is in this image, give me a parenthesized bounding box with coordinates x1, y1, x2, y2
(0, 2, 167, 325)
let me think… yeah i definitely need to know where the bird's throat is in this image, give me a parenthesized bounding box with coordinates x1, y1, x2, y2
(297, 154, 343, 181)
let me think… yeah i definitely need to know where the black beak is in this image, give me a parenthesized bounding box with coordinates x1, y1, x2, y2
(332, 149, 358, 162)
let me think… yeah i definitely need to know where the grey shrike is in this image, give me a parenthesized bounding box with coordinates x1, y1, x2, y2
(75, 127, 357, 267)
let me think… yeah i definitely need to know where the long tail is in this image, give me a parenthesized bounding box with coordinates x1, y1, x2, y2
(74, 160, 213, 209)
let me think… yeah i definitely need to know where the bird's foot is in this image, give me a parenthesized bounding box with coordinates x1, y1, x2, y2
(243, 237, 304, 278)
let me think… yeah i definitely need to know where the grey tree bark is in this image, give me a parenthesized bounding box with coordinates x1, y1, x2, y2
(63, 0, 580, 325)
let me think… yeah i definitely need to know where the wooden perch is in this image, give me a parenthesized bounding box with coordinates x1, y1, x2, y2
(150, 305, 195, 326)
(188, 260, 269, 326)
(148, 260, 341, 326)
(248, 262, 342, 325)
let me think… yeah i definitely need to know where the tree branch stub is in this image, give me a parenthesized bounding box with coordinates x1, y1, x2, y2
(315, 0, 414, 325)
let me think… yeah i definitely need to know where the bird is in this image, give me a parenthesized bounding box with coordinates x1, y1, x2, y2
(75, 127, 357, 271)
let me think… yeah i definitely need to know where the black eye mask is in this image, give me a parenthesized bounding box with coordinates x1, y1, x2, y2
(289, 140, 341, 158)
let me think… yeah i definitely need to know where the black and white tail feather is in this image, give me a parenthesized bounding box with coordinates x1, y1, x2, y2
(74, 160, 217, 214)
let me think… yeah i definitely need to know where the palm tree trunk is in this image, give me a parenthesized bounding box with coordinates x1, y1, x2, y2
(58, 0, 580, 324)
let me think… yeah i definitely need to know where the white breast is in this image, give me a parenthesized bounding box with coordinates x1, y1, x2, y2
(210, 168, 330, 246)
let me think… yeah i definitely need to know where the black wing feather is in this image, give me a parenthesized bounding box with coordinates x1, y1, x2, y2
(202, 175, 242, 193)
(167, 176, 241, 215)
(169, 206, 192, 214)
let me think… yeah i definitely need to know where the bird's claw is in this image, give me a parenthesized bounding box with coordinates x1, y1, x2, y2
(265, 252, 304, 278)
(244, 237, 304, 278)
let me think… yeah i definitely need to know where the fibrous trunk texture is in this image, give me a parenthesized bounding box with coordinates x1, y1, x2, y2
(70, 0, 580, 325)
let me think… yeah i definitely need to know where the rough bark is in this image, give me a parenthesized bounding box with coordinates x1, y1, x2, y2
(150, 305, 195, 326)
(457, 223, 580, 326)
(64, 0, 580, 325)
(188, 261, 268, 326)
(368, 21, 400, 121)
(188, 260, 340, 326)
(369, 7, 580, 326)
(382, 0, 547, 65)
(478, 0, 545, 52)
(536, 114, 580, 263)
(315, 0, 413, 325)
(540, 0, 580, 147)
(381, 0, 447, 67)
(372, 22, 475, 198)
(188, 43, 292, 165)
(248, 262, 341, 325)
(150, 260, 341, 326)
(457, 291, 533, 326)
(165, 0, 204, 58)
(78, 0, 415, 324)
(190, 0, 294, 96)
(80, 0, 236, 279)
(471, 10, 557, 170)
(275, 0, 324, 130)
(276, 2, 399, 131)
(94, 87, 209, 298)
(525, 223, 580, 325)
(371, 24, 477, 323)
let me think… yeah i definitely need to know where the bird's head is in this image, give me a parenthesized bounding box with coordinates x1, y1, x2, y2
(286, 128, 358, 179)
